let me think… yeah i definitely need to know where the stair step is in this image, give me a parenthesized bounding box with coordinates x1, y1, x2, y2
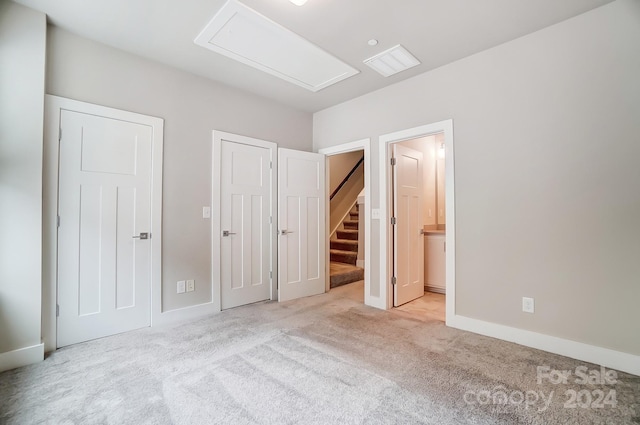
(330, 249, 357, 265)
(349, 212, 359, 220)
(330, 262, 364, 288)
(343, 220, 359, 230)
(331, 239, 358, 252)
(336, 229, 358, 240)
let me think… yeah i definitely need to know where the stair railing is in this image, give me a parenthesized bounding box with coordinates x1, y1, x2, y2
(330, 155, 364, 201)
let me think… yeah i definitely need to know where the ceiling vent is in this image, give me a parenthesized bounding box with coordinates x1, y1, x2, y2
(363, 45, 421, 77)
(194, 0, 359, 92)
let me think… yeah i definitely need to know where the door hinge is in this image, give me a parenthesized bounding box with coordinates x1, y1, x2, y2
(56, 304, 59, 317)
(270, 161, 272, 169)
(58, 128, 62, 142)
(391, 276, 397, 286)
(57, 215, 61, 228)
(270, 271, 272, 280)
(270, 216, 272, 224)
(444, 241, 446, 252)
(391, 217, 397, 225)
(390, 157, 396, 166)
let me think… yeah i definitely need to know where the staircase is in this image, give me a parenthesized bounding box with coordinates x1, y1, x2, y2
(330, 204, 364, 288)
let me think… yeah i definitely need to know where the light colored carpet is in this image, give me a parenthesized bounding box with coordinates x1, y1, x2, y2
(1, 281, 638, 424)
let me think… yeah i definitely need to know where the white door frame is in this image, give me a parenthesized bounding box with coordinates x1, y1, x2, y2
(318, 139, 373, 306)
(379, 120, 455, 323)
(43, 95, 164, 352)
(212, 131, 278, 308)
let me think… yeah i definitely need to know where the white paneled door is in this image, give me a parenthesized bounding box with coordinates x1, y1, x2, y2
(220, 140, 272, 309)
(278, 148, 326, 302)
(393, 144, 424, 306)
(57, 110, 154, 347)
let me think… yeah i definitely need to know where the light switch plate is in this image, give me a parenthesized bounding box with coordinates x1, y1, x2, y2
(177, 280, 186, 294)
(202, 206, 211, 219)
(371, 209, 381, 220)
(186, 279, 195, 292)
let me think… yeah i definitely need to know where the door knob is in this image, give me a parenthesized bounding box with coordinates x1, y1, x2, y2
(222, 230, 236, 237)
(279, 229, 294, 235)
(132, 232, 149, 240)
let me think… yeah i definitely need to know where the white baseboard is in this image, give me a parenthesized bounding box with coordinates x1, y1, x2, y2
(0, 343, 44, 372)
(152, 302, 220, 328)
(448, 315, 640, 377)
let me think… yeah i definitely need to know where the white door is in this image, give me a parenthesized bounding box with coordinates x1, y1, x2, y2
(393, 144, 424, 306)
(220, 140, 272, 309)
(57, 110, 153, 347)
(278, 148, 326, 302)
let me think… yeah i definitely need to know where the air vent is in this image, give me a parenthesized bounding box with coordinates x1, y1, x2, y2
(194, 0, 359, 92)
(363, 45, 421, 77)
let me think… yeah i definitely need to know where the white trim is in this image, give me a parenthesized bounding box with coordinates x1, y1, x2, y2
(319, 139, 375, 307)
(449, 315, 640, 377)
(379, 120, 454, 312)
(0, 343, 44, 372)
(212, 131, 279, 309)
(150, 302, 218, 327)
(43, 95, 164, 351)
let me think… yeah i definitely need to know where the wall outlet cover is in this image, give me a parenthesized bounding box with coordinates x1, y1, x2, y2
(186, 279, 195, 292)
(522, 297, 535, 313)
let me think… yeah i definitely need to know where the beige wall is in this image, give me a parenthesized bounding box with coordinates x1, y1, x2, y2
(329, 151, 362, 194)
(329, 151, 364, 233)
(46, 27, 313, 314)
(313, 0, 640, 355)
(0, 2, 46, 355)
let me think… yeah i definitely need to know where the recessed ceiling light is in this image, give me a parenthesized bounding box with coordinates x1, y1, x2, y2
(289, 0, 307, 5)
(368, 39, 378, 46)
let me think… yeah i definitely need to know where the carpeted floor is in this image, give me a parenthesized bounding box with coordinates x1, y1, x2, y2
(1, 281, 638, 424)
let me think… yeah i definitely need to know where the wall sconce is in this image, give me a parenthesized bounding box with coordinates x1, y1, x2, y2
(290, 0, 308, 5)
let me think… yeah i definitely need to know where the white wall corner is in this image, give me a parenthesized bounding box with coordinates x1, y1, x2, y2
(448, 315, 640, 377)
(0, 343, 44, 373)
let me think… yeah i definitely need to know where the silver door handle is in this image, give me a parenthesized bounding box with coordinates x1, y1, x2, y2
(222, 230, 237, 237)
(420, 229, 426, 235)
(279, 230, 294, 235)
(132, 232, 149, 240)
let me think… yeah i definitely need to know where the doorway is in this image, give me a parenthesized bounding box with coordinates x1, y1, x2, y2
(379, 120, 455, 324)
(212, 131, 327, 309)
(328, 149, 364, 289)
(319, 139, 372, 304)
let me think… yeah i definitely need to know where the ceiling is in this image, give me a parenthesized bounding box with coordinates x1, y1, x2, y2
(14, 0, 614, 112)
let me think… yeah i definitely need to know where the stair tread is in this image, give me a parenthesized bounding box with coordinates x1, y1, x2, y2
(329, 248, 358, 253)
(329, 262, 364, 288)
(343, 220, 358, 224)
(332, 239, 358, 245)
(337, 229, 358, 233)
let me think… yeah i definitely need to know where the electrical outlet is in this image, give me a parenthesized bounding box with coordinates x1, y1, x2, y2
(186, 279, 195, 292)
(177, 280, 186, 294)
(522, 297, 535, 313)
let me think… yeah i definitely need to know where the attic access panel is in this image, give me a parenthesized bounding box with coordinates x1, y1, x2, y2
(195, 0, 359, 92)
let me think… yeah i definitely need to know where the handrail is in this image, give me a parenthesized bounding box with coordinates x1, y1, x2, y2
(330, 155, 364, 201)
